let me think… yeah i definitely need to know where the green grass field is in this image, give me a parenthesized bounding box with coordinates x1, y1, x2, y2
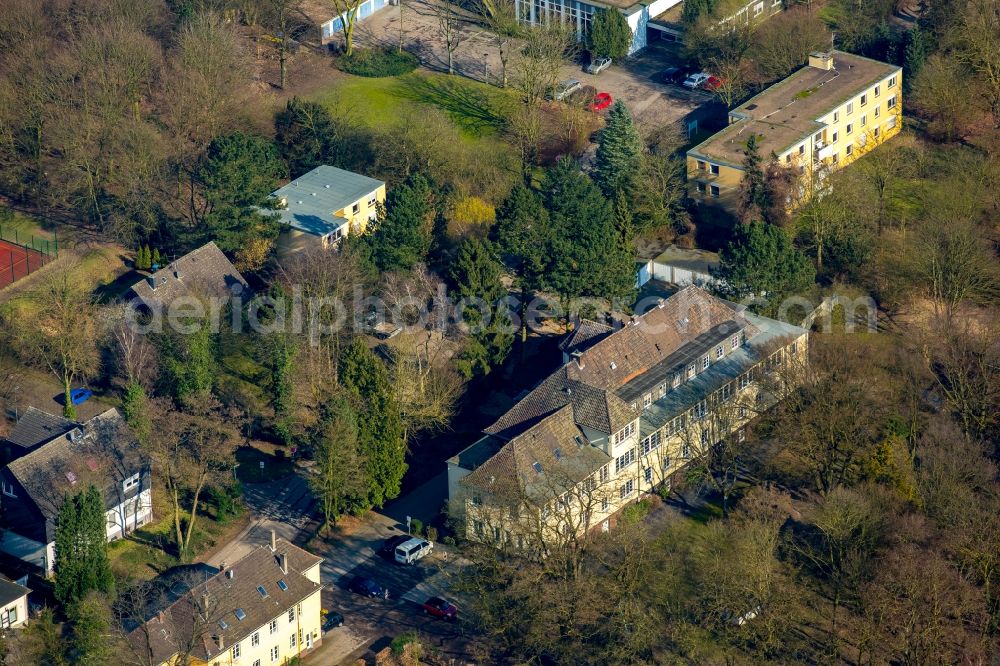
(312, 70, 518, 145)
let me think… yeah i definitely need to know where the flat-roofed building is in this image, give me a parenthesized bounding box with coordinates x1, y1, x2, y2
(687, 51, 902, 213)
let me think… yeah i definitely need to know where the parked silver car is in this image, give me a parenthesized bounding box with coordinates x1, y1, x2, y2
(550, 79, 582, 101)
(585, 56, 612, 74)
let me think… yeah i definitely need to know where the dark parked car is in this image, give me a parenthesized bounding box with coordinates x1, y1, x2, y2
(70, 388, 92, 405)
(349, 576, 387, 599)
(378, 534, 412, 560)
(422, 596, 458, 621)
(322, 612, 344, 632)
(660, 67, 687, 84)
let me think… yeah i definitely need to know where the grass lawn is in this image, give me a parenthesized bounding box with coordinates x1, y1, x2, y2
(0, 245, 128, 316)
(311, 70, 517, 147)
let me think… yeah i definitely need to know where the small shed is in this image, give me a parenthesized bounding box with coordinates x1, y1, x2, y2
(637, 245, 720, 289)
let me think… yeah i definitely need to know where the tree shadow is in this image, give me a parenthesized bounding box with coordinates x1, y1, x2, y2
(394, 74, 511, 137)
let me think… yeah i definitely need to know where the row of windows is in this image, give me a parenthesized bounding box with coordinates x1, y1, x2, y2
(615, 447, 636, 473)
(613, 421, 635, 445)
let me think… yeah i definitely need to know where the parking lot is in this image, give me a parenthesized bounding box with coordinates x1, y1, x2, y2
(306, 525, 475, 664)
(354, 0, 718, 134)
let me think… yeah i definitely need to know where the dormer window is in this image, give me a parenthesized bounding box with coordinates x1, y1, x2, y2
(701, 355, 710, 371)
(672, 374, 681, 389)
(715, 345, 724, 360)
(643, 393, 652, 408)
(731, 334, 739, 350)
(687, 363, 696, 379)
(1, 481, 15, 498)
(123, 473, 140, 492)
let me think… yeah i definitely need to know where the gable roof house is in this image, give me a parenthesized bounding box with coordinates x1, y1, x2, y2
(0, 407, 76, 464)
(269, 165, 386, 255)
(129, 241, 248, 313)
(0, 408, 152, 575)
(448, 285, 808, 549)
(0, 575, 29, 629)
(127, 537, 324, 666)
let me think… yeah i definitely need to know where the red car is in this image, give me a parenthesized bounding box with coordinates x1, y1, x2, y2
(703, 76, 723, 91)
(422, 596, 458, 621)
(589, 92, 613, 112)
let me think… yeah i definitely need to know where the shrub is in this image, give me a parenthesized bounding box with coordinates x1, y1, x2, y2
(338, 48, 419, 78)
(442, 535, 456, 546)
(621, 499, 652, 524)
(390, 631, 421, 656)
(426, 526, 438, 543)
(409, 518, 424, 537)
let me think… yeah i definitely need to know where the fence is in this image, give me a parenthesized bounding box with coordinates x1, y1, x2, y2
(0, 225, 58, 289)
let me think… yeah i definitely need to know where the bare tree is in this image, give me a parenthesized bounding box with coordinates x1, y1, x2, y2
(331, 0, 366, 56)
(512, 24, 576, 106)
(434, 1, 469, 75)
(259, 0, 304, 89)
(478, 0, 520, 87)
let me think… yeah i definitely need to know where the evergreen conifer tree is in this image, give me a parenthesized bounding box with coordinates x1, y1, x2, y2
(367, 173, 434, 272)
(450, 239, 513, 377)
(54, 486, 114, 607)
(594, 101, 644, 198)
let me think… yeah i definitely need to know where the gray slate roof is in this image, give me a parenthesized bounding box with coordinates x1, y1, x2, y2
(129, 242, 248, 311)
(4, 407, 75, 452)
(0, 575, 29, 608)
(270, 166, 384, 236)
(129, 539, 322, 665)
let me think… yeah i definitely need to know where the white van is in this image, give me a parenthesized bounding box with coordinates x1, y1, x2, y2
(394, 538, 433, 565)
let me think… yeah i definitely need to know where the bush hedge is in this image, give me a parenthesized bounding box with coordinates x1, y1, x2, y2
(338, 48, 419, 78)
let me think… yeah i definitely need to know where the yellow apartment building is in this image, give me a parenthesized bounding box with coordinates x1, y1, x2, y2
(127, 537, 324, 666)
(447, 286, 808, 551)
(687, 50, 903, 213)
(270, 165, 386, 255)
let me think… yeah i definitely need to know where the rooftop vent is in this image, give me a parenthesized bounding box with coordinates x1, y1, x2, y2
(610, 361, 617, 370)
(808, 51, 834, 71)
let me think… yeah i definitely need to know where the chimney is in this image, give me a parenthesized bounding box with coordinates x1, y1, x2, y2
(173, 267, 182, 280)
(157, 609, 166, 623)
(808, 51, 834, 71)
(280, 552, 288, 575)
(570, 350, 585, 369)
(217, 634, 225, 650)
(270, 530, 276, 552)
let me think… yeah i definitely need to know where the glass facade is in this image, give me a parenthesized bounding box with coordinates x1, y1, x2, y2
(515, 0, 596, 40)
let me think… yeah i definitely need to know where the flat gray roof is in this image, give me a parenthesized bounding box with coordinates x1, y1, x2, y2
(653, 245, 720, 275)
(270, 166, 384, 237)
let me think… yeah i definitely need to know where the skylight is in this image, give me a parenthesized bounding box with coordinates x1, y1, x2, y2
(235, 608, 246, 621)
(257, 585, 268, 599)
(554, 448, 562, 460)
(219, 619, 229, 630)
(277, 580, 288, 591)
(532, 462, 543, 474)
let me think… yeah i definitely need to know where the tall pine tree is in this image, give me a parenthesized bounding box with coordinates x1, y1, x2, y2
(54, 486, 114, 607)
(450, 239, 513, 378)
(338, 340, 406, 508)
(367, 173, 434, 273)
(544, 158, 635, 310)
(493, 185, 550, 343)
(594, 101, 644, 198)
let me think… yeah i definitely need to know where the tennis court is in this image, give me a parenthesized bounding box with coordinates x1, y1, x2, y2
(0, 238, 53, 289)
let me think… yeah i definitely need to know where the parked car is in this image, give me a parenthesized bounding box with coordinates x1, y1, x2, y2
(550, 79, 582, 101)
(70, 388, 92, 405)
(322, 612, 345, 632)
(422, 597, 458, 621)
(589, 92, 613, 112)
(394, 538, 433, 565)
(703, 75, 723, 91)
(682, 72, 710, 89)
(585, 56, 612, 74)
(349, 576, 387, 599)
(660, 67, 687, 84)
(378, 534, 412, 560)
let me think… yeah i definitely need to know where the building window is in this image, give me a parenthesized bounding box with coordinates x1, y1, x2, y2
(833, 110, 839, 122)
(662, 455, 671, 470)
(270, 619, 278, 634)
(720, 383, 732, 402)
(232, 645, 241, 660)
(889, 75, 896, 87)
(367, 195, 377, 207)
(785, 153, 792, 164)
(668, 416, 685, 436)
(672, 374, 681, 388)
(831, 152, 839, 164)
(731, 334, 739, 350)
(687, 363, 696, 379)
(271, 646, 280, 662)
(710, 185, 720, 198)
(710, 163, 720, 175)
(874, 106, 880, 118)
(619, 480, 634, 499)
(701, 429, 711, 446)
(874, 85, 880, 97)
(644, 467, 653, 484)
(351, 202, 360, 215)
(1, 481, 15, 498)
(697, 182, 706, 194)
(600, 464, 609, 483)
(614, 422, 635, 445)
(123, 473, 140, 492)
(753, 2, 763, 15)
(887, 116, 897, 130)
(290, 633, 297, 649)
(642, 432, 661, 455)
(874, 126, 880, 138)
(715, 345, 724, 360)
(615, 448, 636, 473)
(682, 442, 691, 458)
(888, 95, 897, 109)
(602, 497, 610, 512)
(847, 102, 853, 114)
(702, 355, 710, 371)
(697, 160, 706, 170)
(252, 632, 260, 647)
(846, 123, 853, 135)
(739, 405, 748, 419)
(860, 94, 867, 107)
(798, 144, 805, 155)
(643, 393, 652, 408)
(739, 373, 751, 390)
(254, 661, 261, 666)
(693, 400, 707, 420)
(831, 131, 838, 143)
(288, 608, 295, 623)
(861, 114, 867, 127)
